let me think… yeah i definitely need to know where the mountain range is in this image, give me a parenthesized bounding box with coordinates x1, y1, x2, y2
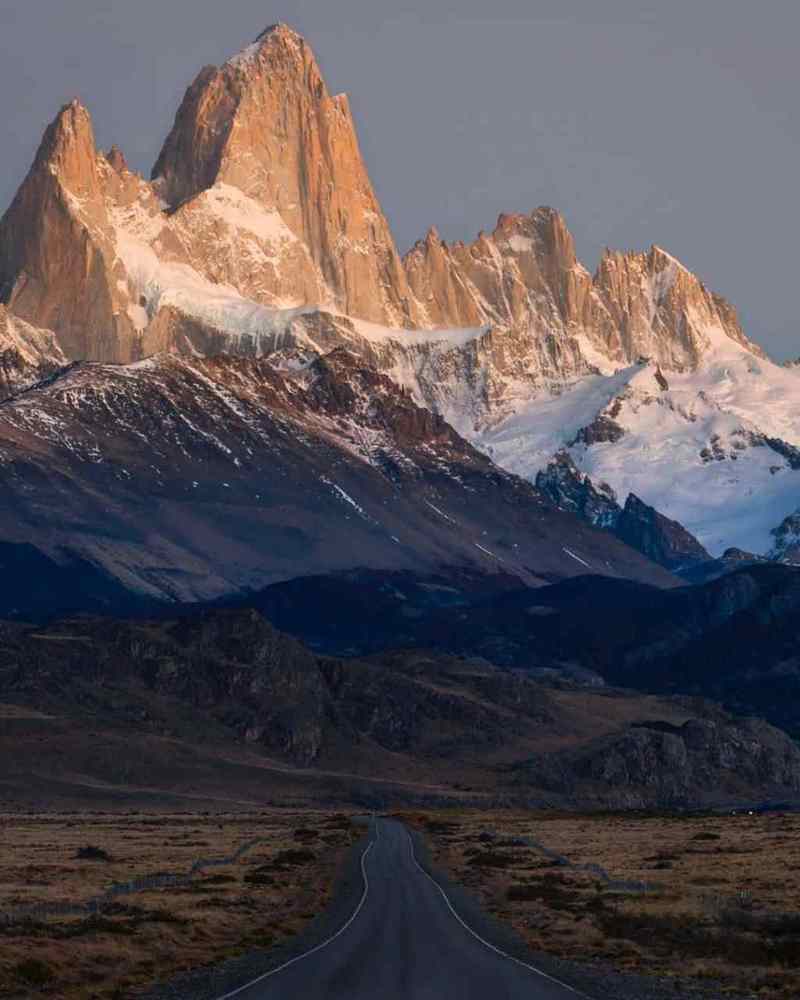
(0, 23, 798, 603)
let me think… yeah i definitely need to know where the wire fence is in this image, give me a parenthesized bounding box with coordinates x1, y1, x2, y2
(0, 835, 272, 926)
(491, 832, 658, 894)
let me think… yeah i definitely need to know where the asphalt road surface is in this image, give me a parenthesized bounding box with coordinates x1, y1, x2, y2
(220, 818, 590, 1000)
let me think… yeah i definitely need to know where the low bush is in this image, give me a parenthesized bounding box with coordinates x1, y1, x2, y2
(76, 845, 113, 862)
(466, 851, 518, 868)
(14, 958, 53, 986)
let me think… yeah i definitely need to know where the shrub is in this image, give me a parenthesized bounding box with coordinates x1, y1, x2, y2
(76, 845, 113, 862)
(272, 849, 316, 867)
(14, 958, 53, 986)
(506, 875, 583, 911)
(467, 851, 518, 868)
(244, 866, 274, 886)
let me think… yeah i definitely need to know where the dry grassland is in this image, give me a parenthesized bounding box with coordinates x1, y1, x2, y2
(405, 809, 800, 999)
(0, 810, 358, 999)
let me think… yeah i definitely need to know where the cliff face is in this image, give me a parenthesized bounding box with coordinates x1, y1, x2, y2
(0, 101, 133, 362)
(769, 510, 800, 565)
(567, 716, 800, 809)
(152, 23, 421, 328)
(536, 451, 621, 531)
(615, 494, 711, 573)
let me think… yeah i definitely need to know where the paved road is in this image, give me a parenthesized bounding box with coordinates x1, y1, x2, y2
(221, 818, 589, 1000)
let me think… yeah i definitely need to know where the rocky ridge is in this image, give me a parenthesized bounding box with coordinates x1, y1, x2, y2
(0, 348, 673, 607)
(769, 509, 800, 565)
(2, 607, 798, 810)
(535, 452, 711, 574)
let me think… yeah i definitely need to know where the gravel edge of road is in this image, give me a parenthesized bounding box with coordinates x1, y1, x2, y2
(139, 819, 374, 1000)
(407, 825, 755, 1000)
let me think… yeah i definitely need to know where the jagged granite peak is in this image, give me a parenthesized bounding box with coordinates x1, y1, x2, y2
(33, 99, 100, 195)
(590, 243, 760, 368)
(254, 22, 302, 43)
(105, 144, 130, 174)
(404, 208, 761, 374)
(0, 99, 145, 361)
(151, 22, 421, 328)
(404, 206, 586, 333)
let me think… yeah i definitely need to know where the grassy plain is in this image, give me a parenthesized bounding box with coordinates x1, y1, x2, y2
(0, 810, 358, 999)
(405, 809, 800, 999)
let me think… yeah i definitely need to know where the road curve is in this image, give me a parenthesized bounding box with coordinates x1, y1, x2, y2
(219, 818, 591, 1000)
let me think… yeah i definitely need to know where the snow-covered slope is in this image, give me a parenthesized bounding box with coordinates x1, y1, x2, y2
(479, 328, 800, 556)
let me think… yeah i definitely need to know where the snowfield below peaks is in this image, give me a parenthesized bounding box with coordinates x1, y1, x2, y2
(476, 327, 800, 557)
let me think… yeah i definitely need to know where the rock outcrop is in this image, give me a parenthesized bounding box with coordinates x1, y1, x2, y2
(567, 716, 800, 809)
(0, 304, 66, 395)
(535, 453, 711, 573)
(616, 494, 711, 573)
(535, 451, 620, 531)
(769, 510, 800, 565)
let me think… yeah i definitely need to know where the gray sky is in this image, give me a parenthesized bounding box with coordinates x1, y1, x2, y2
(1, 0, 798, 359)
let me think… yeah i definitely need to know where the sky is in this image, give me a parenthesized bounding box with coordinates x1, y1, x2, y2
(1, 0, 798, 359)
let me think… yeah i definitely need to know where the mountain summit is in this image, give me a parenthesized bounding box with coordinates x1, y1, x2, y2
(152, 21, 420, 327)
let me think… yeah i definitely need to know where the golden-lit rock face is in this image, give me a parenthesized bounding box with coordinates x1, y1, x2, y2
(0, 100, 128, 362)
(152, 23, 422, 328)
(0, 22, 756, 379)
(405, 208, 755, 372)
